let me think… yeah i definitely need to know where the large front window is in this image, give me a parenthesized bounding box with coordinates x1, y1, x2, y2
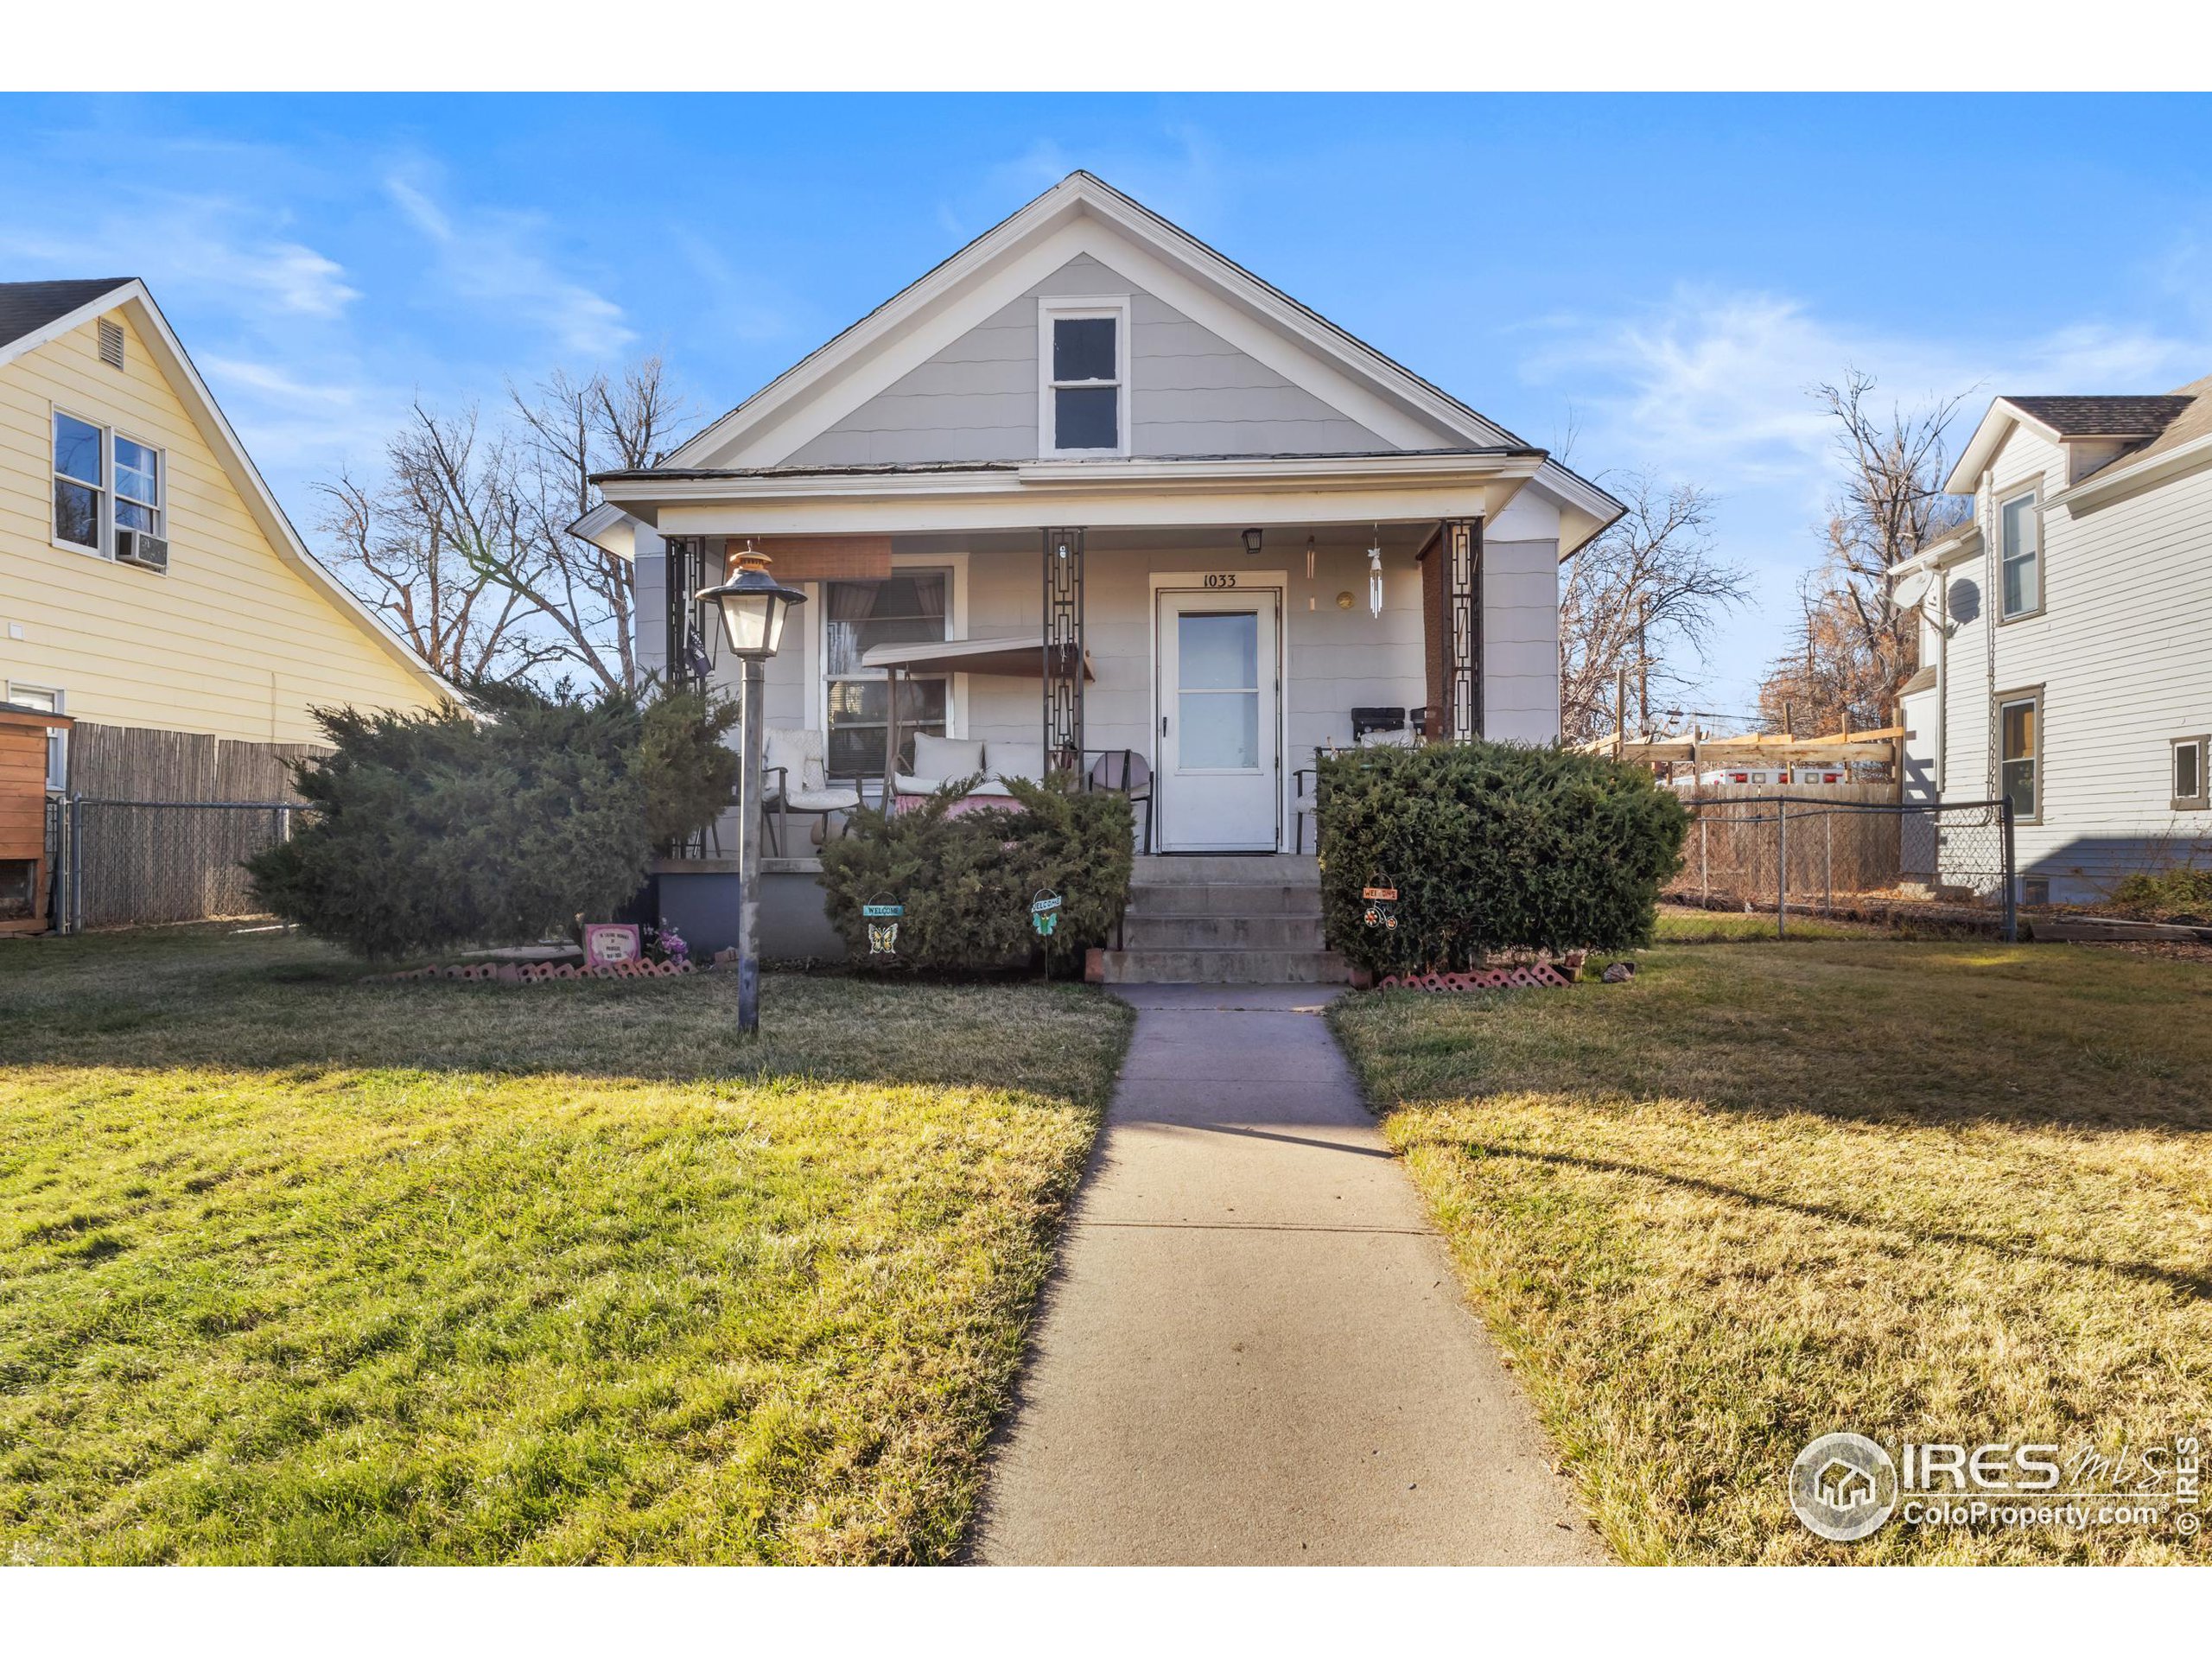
(823, 570, 950, 779)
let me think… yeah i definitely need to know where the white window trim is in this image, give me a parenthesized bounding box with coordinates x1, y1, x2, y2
(1996, 484, 2043, 622)
(1037, 295, 1132, 459)
(1997, 687, 2043, 825)
(50, 405, 165, 560)
(7, 683, 67, 791)
(2173, 734, 2209, 812)
(815, 551, 970, 780)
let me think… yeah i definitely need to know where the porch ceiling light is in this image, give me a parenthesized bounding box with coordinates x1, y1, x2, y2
(1242, 527, 1263, 556)
(697, 542, 807, 660)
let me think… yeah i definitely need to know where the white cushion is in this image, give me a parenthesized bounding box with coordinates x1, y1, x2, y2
(986, 741, 1046, 785)
(765, 728, 825, 791)
(912, 733, 985, 781)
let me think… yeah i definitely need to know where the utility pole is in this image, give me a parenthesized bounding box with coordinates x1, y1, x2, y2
(1636, 597, 1650, 737)
(1615, 664, 1629, 758)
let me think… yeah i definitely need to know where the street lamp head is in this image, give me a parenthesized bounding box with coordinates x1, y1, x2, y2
(697, 542, 807, 660)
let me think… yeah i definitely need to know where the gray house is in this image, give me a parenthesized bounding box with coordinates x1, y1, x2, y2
(581, 172, 1620, 978)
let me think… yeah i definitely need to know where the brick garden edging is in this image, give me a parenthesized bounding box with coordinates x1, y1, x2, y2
(1374, 963, 1576, 991)
(384, 958, 702, 984)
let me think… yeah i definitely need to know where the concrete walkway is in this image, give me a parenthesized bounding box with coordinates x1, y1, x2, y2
(972, 985, 1603, 1565)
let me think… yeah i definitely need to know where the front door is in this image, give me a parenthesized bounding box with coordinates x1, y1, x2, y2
(1156, 588, 1281, 852)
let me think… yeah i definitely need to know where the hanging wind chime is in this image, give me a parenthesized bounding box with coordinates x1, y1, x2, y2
(1368, 524, 1385, 620)
(863, 896, 904, 957)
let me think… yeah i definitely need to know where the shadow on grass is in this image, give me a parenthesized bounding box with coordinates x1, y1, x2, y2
(1433, 1136, 2212, 1303)
(0, 925, 1127, 1103)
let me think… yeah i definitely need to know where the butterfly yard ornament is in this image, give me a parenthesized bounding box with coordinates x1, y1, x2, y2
(1362, 883, 1400, 931)
(1030, 889, 1064, 938)
(862, 898, 904, 957)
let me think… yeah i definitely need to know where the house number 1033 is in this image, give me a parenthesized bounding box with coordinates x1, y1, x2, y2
(1204, 572, 1237, 589)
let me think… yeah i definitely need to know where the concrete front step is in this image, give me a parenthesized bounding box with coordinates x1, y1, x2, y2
(1128, 882, 1325, 918)
(1122, 912, 1329, 951)
(1095, 946, 1351, 985)
(1132, 854, 1320, 884)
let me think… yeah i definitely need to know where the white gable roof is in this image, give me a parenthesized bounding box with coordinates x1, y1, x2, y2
(669, 172, 1619, 552)
(0, 279, 451, 702)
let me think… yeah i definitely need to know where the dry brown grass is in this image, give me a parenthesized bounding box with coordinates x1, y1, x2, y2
(1331, 941, 2212, 1563)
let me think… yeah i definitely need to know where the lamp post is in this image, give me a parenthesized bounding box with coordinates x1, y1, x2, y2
(696, 542, 807, 1036)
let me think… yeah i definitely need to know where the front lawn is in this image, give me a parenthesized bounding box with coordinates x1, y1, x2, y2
(0, 928, 1130, 1564)
(1331, 941, 2212, 1564)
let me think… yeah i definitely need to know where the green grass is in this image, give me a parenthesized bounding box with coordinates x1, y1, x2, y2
(1331, 941, 2212, 1564)
(0, 926, 1131, 1564)
(1652, 906, 1886, 943)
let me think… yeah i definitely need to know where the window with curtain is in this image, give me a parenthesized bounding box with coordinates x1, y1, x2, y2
(823, 571, 950, 779)
(1999, 693, 2039, 820)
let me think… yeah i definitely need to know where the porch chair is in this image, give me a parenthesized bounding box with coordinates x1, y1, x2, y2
(1293, 727, 1414, 854)
(761, 728, 861, 854)
(1086, 749, 1154, 853)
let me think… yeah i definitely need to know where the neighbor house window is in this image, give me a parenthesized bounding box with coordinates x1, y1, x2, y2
(7, 684, 66, 790)
(823, 570, 950, 780)
(1999, 489, 2040, 618)
(1999, 692, 2040, 820)
(53, 412, 105, 551)
(1039, 299, 1128, 454)
(52, 412, 162, 556)
(2174, 736, 2209, 811)
(115, 435, 162, 537)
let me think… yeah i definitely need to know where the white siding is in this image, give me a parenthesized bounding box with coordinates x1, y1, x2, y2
(783, 254, 1392, 467)
(1930, 423, 2212, 899)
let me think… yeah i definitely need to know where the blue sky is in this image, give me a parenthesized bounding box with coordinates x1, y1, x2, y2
(6, 92, 2211, 719)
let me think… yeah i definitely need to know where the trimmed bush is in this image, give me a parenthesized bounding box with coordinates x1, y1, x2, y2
(248, 682, 732, 960)
(818, 774, 1134, 973)
(1316, 740, 1688, 974)
(639, 685, 741, 853)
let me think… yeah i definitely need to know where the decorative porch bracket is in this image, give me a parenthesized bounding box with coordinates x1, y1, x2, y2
(1042, 526, 1085, 772)
(1443, 517, 1483, 742)
(664, 535, 714, 693)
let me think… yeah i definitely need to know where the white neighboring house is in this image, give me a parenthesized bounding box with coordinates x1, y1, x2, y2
(1891, 375, 2212, 903)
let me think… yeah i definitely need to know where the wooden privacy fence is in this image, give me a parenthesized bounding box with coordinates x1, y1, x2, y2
(47, 724, 327, 931)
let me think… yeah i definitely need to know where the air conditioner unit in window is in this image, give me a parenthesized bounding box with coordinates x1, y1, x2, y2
(115, 528, 169, 572)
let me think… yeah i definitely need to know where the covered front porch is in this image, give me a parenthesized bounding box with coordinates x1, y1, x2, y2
(603, 453, 1571, 861)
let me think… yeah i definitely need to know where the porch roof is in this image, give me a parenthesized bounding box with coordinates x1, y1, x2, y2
(861, 635, 1096, 681)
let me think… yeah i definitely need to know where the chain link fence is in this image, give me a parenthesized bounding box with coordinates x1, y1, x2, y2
(1671, 795, 2018, 939)
(48, 797, 301, 932)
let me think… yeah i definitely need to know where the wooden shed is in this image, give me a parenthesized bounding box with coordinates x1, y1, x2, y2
(0, 702, 71, 935)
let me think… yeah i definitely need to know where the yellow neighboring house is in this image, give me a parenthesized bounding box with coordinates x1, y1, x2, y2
(0, 276, 448, 790)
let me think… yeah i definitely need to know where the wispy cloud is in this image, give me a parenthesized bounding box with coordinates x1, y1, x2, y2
(382, 167, 633, 360)
(0, 198, 359, 319)
(1524, 283, 2211, 509)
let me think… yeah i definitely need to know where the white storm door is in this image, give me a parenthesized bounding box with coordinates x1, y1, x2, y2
(1157, 588, 1280, 852)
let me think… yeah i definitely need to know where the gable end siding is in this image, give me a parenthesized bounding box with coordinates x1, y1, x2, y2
(781, 253, 1395, 467)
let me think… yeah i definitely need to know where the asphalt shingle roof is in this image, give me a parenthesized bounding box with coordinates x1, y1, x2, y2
(0, 278, 132, 351)
(2004, 394, 2196, 438)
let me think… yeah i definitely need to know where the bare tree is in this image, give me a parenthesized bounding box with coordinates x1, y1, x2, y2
(1559, 473, 1750, 745)
(319, 404, 555, 685)
(1756, 371, 1970, 733)
(495, 358, 692, 694)
(321, 358, 692, 694)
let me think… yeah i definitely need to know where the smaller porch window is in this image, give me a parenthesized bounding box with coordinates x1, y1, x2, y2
(823, 571, 950, 779)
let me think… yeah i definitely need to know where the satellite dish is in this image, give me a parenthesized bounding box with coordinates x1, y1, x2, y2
(1891, 569, 1933, 612)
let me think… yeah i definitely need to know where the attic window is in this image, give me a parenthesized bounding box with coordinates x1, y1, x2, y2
(97, 318, 124, 371)
(1039, 297, 1128, 455)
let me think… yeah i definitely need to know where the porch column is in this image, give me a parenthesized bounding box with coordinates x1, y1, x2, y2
(1442, 517, 1482, 741)
(664, 535, 713, 692)
(1042, 527, 1085, 772)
